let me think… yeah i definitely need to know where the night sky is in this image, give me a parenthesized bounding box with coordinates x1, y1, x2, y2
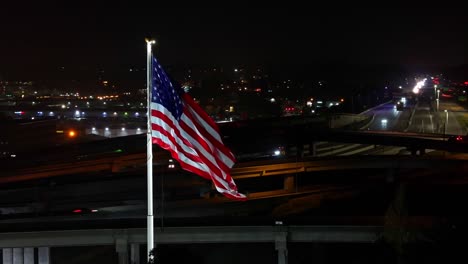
(1, 5, 467, 80)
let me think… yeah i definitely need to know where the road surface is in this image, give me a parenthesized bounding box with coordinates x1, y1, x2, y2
(365, 99, 466, 136)
(363, 101, 411, 131)
(407, 100, 465, 136)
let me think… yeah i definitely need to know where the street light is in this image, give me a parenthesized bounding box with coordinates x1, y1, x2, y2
(444, 110, 448, 139)
(436, 90, 440, 112)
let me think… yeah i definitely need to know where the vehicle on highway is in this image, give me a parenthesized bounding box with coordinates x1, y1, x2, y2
(396, 101, 404, 111)
(448, 135, 468, 143)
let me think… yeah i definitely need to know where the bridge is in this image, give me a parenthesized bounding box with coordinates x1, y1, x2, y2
(1, 126, 468, 263)
(0, 226, 381, 264)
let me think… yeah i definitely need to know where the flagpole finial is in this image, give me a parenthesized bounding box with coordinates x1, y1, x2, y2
(145, 38, 156, 45)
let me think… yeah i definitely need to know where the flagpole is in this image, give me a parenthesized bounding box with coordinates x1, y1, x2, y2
(146, 38, 156, 262)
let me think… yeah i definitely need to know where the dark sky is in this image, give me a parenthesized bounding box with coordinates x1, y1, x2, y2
(1, 4, 467, 80)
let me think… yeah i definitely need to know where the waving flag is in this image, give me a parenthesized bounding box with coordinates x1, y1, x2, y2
(150, 56, 246, 200)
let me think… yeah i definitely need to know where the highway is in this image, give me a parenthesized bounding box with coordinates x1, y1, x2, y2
(0, 153, 467, 222)
(312, 141, 406, 156)
(406, 101, 439, 134)
(437, 100, 467, 135)
(405, 100, 464, 135)
(364, 99, 466, 136)
(363, 102, 408, 131)
(1, 105, 467, 228)
(1, 117, 468, 264)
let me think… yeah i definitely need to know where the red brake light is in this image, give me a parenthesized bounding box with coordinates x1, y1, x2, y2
(72, 209, 82, 213)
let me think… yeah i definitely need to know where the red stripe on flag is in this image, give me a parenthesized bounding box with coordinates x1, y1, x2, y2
(152, 137, 211, 180)
(182, 108, 236, 163)
(151, 112, 230, 185)
(151, 123, 205, 167)
(183, 93, 221, 134)
(151, 112, 228, 181)
(151, 109, 197, 151)
(179, 120, 232, 174)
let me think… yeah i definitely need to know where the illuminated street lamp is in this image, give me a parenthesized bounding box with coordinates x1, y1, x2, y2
(444, 110, 449, 139)
(412, 79, 425, 94)
(68, 130, 76, 138)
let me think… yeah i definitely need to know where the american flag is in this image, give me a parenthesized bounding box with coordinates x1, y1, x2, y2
(150, 56, 246, 201)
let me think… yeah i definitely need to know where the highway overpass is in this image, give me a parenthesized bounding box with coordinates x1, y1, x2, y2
(1, 125, 468, 263)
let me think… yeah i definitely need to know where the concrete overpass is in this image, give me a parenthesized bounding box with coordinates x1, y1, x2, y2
(2, 151, 467, 185)
(1, 225, 381, 264)
(1, 131, 468, 263)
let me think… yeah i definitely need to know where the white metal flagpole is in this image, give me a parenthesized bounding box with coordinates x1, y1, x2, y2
(146, 38, 156, 262)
